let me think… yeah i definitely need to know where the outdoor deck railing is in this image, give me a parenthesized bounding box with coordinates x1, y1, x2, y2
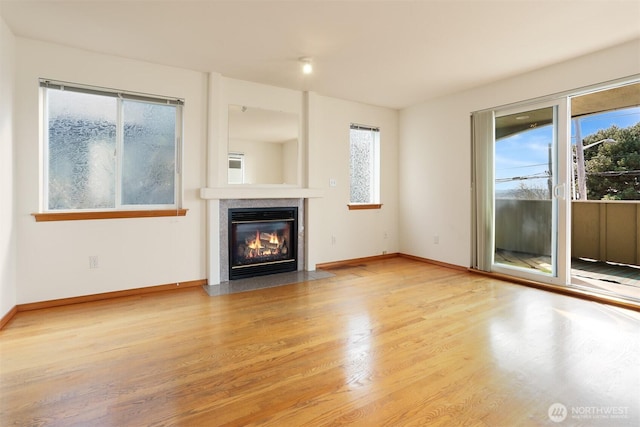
(495, 199, 640, 265)
(572, 200, 640, 265)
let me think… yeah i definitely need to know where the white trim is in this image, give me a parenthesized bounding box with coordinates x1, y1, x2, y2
(200, 187, 324, 200)
(472, 74, 640, 115)
(39, 78, 184, 106)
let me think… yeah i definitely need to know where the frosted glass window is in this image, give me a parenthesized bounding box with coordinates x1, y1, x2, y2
(47, 90, 117, 210)
(122, 101, 176, 205)
(349, 125, 380, 204)
(42, 81, 183, 211)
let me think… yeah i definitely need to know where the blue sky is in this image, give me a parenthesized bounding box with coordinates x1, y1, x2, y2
(495, 106, 640, 191)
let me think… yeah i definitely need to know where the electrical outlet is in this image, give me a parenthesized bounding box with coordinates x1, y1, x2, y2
(331, 235, 336, 245)
(433, 234, 439, 244)
(384, 232, 388, 239)
(329, 178, 337, 187)
(89, 256, 99, 269)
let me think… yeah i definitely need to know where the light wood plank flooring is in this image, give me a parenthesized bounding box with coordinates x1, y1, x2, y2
(1, 258, 639, 426)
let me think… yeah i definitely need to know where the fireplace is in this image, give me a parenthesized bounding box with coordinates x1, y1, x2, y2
(229, 207, 298, 280)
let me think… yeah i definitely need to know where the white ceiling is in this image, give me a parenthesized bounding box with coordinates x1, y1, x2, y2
(1, 0, 639, 109)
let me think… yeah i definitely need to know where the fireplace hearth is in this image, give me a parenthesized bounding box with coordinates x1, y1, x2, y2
(229, 207, 298, 280)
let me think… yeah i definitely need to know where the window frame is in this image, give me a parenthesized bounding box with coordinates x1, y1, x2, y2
(348, 123, 381, 210)
(38, 79, 184, 219)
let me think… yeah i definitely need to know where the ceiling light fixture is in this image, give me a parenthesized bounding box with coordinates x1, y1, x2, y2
(300, 57, 313, 75)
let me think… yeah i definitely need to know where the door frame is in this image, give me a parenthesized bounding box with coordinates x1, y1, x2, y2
(489, 97, 571, 286)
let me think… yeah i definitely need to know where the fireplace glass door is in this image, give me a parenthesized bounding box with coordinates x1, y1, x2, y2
(229, 207, 297, 280)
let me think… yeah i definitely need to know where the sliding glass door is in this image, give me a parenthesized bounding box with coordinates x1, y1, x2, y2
(473, 98, 570, 286)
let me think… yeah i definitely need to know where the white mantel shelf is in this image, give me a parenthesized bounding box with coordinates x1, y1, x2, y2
(200, 187, 325, 200)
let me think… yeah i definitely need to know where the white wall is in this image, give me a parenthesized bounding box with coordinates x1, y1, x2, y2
(14, 39, 208, 303)
(11, 32, 632, 305)
(0, 16, 16, 319)
(399, 39, 640, 268)
(307, 93, 399, 267)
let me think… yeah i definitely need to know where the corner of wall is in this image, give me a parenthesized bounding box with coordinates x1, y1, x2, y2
(0, 15, 18, 321)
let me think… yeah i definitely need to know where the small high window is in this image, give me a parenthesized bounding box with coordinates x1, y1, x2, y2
(349, 123, 381, 209)
(41, 80, 183, 212)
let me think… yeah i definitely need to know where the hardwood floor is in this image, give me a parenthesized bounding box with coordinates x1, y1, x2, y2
(1, 257, 639, 426)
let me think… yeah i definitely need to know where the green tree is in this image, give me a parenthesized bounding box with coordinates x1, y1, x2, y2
(584, 122, 640, 200)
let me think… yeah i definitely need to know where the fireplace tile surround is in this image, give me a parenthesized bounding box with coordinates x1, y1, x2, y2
(218, 198, 305, 282)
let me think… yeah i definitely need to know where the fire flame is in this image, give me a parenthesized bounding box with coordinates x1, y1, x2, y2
(243, 229, 284, 258)
(269, 233, 279, 245)
(248, 230, 263, 250)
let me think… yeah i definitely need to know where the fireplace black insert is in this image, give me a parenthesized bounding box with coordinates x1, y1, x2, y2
(229, 207, 298, 280)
